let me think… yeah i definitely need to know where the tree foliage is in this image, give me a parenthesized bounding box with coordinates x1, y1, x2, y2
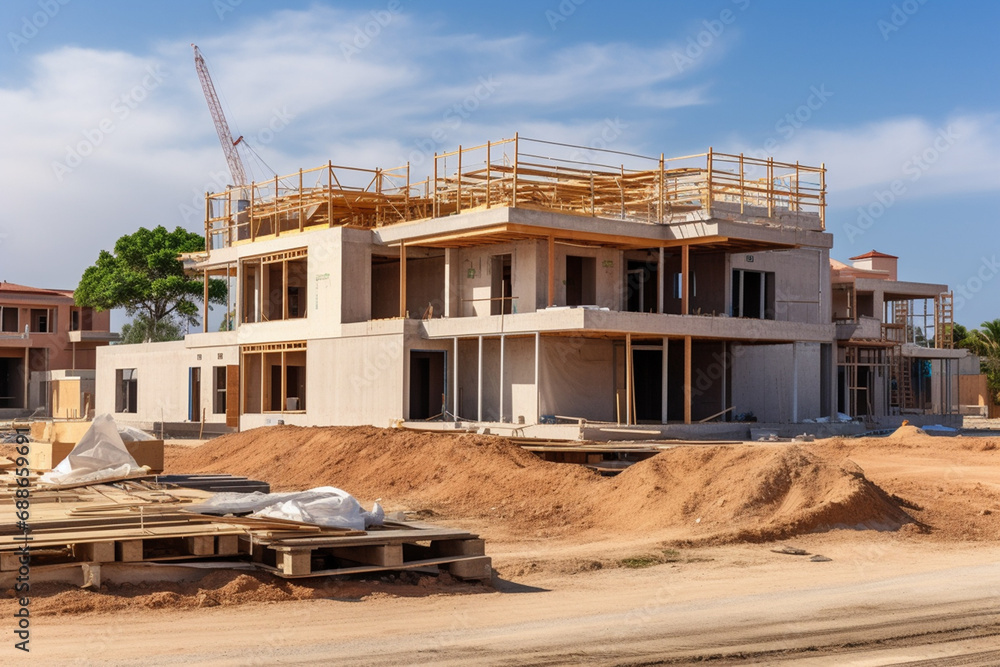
(75, 226, 226, 343)
(959, 319, 1000, 401)
(120, 313, 184, 344)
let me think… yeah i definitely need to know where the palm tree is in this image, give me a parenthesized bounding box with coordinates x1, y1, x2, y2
(962, 319, 1000, 402)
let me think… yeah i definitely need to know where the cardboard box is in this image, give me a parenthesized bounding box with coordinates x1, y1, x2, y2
(28, 440, 164, 473)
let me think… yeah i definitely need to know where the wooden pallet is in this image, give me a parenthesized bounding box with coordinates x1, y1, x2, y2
(0, 478, 492, 581)
(246, 522, 491, 580)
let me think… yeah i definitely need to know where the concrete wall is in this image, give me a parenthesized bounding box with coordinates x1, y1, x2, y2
(730, 342, 822, 422)
(96, 341, 239, 426)
(730, 248, 829, 324)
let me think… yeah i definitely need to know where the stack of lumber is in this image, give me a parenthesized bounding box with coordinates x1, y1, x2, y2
(0, 473, 491, 585)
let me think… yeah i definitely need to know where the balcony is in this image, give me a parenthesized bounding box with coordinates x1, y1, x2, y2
(204, 135, 826, 250)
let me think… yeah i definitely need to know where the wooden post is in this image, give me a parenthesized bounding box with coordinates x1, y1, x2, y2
(405, 162, 411, 220)
(249, 181, 256, 241)
(280, 350, 287, 412)
(658, 153, 664, 223)
(298, 168, 304, 232)
(456, 145, 462, 214)
(739, 153, 745, 214)
(794, 161, 800, 212)
(273, 174, 280, 236)
(204, 192, 211, 251)
(706, 147, 713, 218)
(486, 141, 491, 209)
(681, 244, 690, 315)
(399, 242, 407, 318)
(767, 158, 774, 217)
(820, 162, 826, 230)
(547, 235, 555, 308)
(684, 335, 692, 425)
(327, 161, 334, 228)
(512, 133, 519, 208)
(625, 334, 632, 426)
(199, 407, 206, 439)
(203, 269, 209, 333)
(433, 152, 438, 218)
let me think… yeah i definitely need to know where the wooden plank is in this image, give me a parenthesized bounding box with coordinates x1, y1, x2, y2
(216, 534, 241, 556)
(327, 543, 403, 567)
(447, 556, 492, 580)
(77, 541, 114, 563)
(259, 554, 490, 580)
(116, 540, 144, 562)
(185, 535, 215, 556)
(433, 538, 485, 558)
(282, 549, 312, 576)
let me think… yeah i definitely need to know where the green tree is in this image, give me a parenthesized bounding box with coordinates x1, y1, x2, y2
(960, 319, 1000, 401)
(75, 226, 226, 343)
(120, 313, 184, 344)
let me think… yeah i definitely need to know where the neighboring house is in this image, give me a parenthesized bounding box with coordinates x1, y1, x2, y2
(0, 281, 118, 418)
(831, 251, 969, 419)
(93, 134, 961, 433)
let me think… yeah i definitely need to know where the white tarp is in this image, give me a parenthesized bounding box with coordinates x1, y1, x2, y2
(189, 486, 384, 531)
(39, 414, 143, 486)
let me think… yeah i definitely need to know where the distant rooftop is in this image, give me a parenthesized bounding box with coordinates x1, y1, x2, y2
(849, 250, 898, 261)
(0, 281, 73, 298)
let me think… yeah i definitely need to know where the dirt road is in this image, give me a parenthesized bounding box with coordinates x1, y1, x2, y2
(25, 540, 1000, 666)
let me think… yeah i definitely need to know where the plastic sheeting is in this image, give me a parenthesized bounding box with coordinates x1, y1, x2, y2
(39, 414, 143, 486)
(188, 487, 384, 531)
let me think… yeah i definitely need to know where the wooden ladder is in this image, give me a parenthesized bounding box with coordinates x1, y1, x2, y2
(935, 292, 954, 349)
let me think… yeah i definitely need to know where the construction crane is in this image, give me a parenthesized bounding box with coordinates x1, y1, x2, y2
(192, 44, 248, 187)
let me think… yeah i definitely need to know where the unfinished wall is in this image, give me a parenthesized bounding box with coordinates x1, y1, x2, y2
(730, 248, 829, 324)
(540, 336, 615, 422)
(96, 341, 239, 426)
(455, 241, 539, 317)
(730, 342, 822, 422)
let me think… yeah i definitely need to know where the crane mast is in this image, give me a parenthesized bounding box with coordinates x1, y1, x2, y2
(192, 44, 248, 187)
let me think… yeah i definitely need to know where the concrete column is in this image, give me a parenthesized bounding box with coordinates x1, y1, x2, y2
(657, 248, 664, 314)
(534, 332, 540, 424)
(477, 335, 483, 422)
(444, 248, 453, 318)
(683, 335, 692, 424)
(661, 337, 668, 424)
(452, 337, 459, 420)
(721, 341, 727, 418)
(791, 342, 799, 422)
(499, 335, 505, 423)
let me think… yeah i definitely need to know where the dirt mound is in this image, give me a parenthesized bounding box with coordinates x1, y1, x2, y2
(8, 569, 484, 616)
(603, 445, 911, 543)
(167, 426, 913, 543)
(887, 424, 928, 440)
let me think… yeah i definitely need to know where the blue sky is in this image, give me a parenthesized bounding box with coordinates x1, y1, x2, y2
(1, 0, 998, 329)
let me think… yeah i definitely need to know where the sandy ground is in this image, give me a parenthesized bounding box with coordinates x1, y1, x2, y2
(8, 427, 1000, 665)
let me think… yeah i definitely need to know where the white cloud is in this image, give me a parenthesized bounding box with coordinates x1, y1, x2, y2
(733, 113, 1000, 206)
(0, 5, 720, 300)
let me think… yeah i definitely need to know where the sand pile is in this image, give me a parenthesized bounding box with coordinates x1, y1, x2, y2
(887, 424, 928, 440)
(167, 426, 913, 543)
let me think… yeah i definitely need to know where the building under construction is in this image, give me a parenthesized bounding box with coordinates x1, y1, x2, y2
(95, 135, 973, 436)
